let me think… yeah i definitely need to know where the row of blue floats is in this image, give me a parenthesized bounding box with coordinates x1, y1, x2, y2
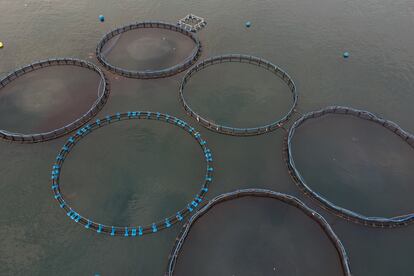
(51, 111, 214, 236)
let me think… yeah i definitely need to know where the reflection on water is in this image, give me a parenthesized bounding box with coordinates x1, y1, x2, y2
(184, 62, 293, 128)
(60, 119, 205, 226)
(0, 66, 101, 134)
(0, 0, 414, 275)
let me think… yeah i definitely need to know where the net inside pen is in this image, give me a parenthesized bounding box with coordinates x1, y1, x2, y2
(179, 54, 298, 136)
(285, 106, 414, 227)
(96, 22, 201, 79)
(167, 190, 351, 276)
(0, 58, 109, 142)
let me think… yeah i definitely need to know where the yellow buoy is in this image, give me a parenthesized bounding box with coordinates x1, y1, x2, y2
(0, 42, 4, 48)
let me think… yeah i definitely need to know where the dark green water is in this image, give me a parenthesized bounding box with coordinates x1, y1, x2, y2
(0, 0, 413, 275)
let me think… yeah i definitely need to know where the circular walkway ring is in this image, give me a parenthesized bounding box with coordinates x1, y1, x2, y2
(0, 58, 110, 143)
(51, 111, 213, 237)
(166, 188, 351, 276)
(96, 21, 202, 79)
(285, 106, 414, 228)
(179, 54, 298, 136)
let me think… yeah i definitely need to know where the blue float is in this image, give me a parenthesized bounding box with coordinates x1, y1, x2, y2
(343, 51, 350, 58)
(245, 21, 251, 28)
(176, 212, 183, 221)
(99, 15, 105, 22)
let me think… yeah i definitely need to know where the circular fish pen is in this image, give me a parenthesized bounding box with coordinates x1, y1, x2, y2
(166, 189, 351, 276)
(0, 58, 109, 143)
(179, 54, 298, 136)
(285, 106, 414, 228)
(96, 21, 202, 79)
(51, 111, 213, 237)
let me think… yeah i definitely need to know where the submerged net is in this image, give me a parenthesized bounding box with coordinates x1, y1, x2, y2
(0, 58, 109, 143)
(167, 189, 351, 276)
(179, 54, 298, 136)
(96, 21, 202, 79)
(285, 106, 414, 228)
(51, 111, 213, 237)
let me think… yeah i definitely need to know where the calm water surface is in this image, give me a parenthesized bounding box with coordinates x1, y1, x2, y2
(101, 28, 196, 71)
(0, 0, 413, 275)
(174, 197, 344, 276)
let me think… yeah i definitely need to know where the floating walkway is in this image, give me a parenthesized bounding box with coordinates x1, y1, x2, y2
(51, 111, 213, 237)
(0, 58, 110, 143)
(96, 21, 202, 79)
(166, 188, 352, 276)
(179, 54, 298, 136)
(284, 106, 414, 228)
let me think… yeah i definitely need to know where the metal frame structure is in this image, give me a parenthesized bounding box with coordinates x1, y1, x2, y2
(177, 14, 207, 32)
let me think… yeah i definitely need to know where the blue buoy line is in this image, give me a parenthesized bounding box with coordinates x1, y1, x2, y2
(51, 112, 214, 237)
(99, 15, 105, 22)
(245, 21, 252, 28)
(343, 51, 349, 58)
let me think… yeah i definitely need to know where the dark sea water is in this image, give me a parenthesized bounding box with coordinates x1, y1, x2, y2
(0, 0, 413, 275)
(174, 197, 344, 276)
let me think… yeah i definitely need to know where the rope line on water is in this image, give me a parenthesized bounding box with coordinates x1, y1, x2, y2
(284, 105, 414, 228)
(96, 21, 202, 79)
(179, 54, 298, 136)
(51, 111, 213, 237)
(0, 58, 110, 143)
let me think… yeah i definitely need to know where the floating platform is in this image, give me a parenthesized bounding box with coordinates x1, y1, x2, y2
(177, 14, 207, 33)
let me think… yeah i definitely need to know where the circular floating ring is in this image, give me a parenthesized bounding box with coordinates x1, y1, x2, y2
(166, 188, 351, 276)
(96, 21, 202, 79)
(0, 58, 110, 143)
(179, 54, 298, 136)
(51, 111, 213, 237)
(285, 106, 414, 228)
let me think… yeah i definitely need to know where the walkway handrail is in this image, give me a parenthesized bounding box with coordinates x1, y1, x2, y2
(96, 21, 202, 79)
(284, 106, 414, 228)
(179, 54, 298, 136)
(166, 188, 351, 276)
(0, 58, 110, 143)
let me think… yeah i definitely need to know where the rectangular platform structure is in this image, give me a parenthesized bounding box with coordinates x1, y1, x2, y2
(177, 14, 207, 32)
